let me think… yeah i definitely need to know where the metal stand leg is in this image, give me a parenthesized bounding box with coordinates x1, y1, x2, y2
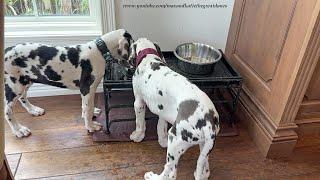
(104, 85, 111, 134)
(230, 84, 242, 124)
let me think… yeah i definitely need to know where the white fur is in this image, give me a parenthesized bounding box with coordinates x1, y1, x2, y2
(130, 38, 220, 180)
(4, 29, 131, 138)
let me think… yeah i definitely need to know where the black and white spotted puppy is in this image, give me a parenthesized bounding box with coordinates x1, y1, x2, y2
(4, 29, 133, 138)
(128, 38, 220, 180)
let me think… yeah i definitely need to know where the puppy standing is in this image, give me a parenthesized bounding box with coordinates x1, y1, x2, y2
(129, 38, 220, 180)
(4, 29, 133, 137)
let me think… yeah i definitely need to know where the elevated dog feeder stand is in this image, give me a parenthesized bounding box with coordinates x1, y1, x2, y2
(103, 50, 242, 135)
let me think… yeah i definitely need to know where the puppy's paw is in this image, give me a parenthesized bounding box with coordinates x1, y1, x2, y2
(86, 122, 102, 132)
(130, 130, 145, 142)
(158, 137, 168, 148)
(14, 125, 31, 138)
(94, 107, 101, 116)
(144, 171, 161, 180)
(194, 170, 210, 180)
(29, 106, 45, 116)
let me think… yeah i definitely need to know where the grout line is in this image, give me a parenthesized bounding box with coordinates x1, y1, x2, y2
(14, 153, 23, 177)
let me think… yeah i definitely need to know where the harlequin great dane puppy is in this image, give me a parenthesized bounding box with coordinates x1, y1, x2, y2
(128, 38, 220, 180)
(4, 29, 133, 138)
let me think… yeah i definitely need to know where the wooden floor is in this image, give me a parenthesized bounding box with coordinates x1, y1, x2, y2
(4, 95, 320, 180)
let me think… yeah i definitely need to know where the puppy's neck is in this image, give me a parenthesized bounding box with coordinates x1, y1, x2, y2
(136, 48, 159, 66)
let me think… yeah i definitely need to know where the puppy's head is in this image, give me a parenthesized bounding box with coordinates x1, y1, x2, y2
(101, 29, 134, 68)
(128, 38, 164, 68)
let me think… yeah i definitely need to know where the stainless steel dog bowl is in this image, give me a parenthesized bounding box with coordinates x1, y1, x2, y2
(174, 43, 222, 75)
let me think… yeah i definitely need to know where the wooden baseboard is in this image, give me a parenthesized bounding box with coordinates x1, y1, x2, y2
(236, 88, 298, 158)
(0, 158, 14, 180)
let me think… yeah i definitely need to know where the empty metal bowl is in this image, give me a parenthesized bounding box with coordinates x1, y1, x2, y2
(174, 43, 222, 75)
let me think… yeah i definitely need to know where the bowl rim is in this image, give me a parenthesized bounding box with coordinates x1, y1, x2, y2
(174, 42, 222, 65)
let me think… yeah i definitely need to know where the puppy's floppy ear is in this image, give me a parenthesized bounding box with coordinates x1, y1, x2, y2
(153, 43, 164, 60)
(124, 31, 134, 46)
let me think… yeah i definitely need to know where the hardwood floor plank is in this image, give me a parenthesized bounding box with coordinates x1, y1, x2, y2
(15, 142, 168, 179)
(14, 134, 261, 180)
(13, 95, 82, 113)
(5, 127, 94, 154)
(6, 153, 21, 177)
(5, 109, 83, 133)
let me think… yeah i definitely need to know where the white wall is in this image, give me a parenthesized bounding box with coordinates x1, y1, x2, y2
(115, 0, 234, 51)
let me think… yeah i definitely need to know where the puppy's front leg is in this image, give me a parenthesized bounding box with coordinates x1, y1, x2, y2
(130, 98, 146, 142)
(81, 90, 102, 133)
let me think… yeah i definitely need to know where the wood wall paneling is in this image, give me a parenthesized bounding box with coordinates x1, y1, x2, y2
(226, 0, 320, 157)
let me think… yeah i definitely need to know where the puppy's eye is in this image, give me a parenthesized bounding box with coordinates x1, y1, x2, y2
(117, 49, 121, 55)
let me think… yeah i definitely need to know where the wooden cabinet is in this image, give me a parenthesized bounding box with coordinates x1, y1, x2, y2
(226, 0, 320, 157)
(305, 60, 320, 100)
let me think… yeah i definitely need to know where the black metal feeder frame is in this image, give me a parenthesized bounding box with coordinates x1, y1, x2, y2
(103, 50, 243, 134)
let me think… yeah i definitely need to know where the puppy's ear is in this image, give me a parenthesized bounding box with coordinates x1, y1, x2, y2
(153, 43, 164, 60)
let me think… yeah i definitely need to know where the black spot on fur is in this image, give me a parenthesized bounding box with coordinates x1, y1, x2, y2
(28, 50, 37, 59)
(20, 98, 26, 104)
(136, 68, 140, 75)
(67, 47, 80, 68)
(176, 100, 199, 122)
(5, 57, 8, 61)
(88, 46, 92, 49)
(19, 75, 30, 85)
(79, 59, 95, 96)
(158, 90, 163, 96)
(12, 57, 28, 68)
(195, 119, 207, 130)
(5, 84, 16, 102)
(154, 57, 162, 62)
(168, 153, 175, 161)
(150, 62, 165, 71)
(5, 46, 14, 54)
(164, 71, 171, 76)
(148, 74, 152, 79)
(211, 134, 215, 139)
(61, 70, 64, 73)
(73, 80, 80, 87)
(10, 77, 17, 83)
(193, 137, 199, 141)
(37, 46, 59, 66)
(181, 129, 193, 142)
(60, 53, 67, 62)
(30, 66, 67, 88)
(158, 104, 164, 110)
(44, 66, 61, 81)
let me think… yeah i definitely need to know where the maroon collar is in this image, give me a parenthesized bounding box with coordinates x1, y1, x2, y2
(136, 48, 159, 66)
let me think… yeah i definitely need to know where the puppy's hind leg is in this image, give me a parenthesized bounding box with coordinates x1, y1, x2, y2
(157, 118, 168, 148)
(194, 126, 215, 180)
(5, 81, 31, 138)
(19, 84, 45, 116)
(145, 127, 191, 180)
(130, 98, 146, 142)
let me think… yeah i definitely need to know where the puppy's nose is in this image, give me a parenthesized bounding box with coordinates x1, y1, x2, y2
(122, 54, 128, 60)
